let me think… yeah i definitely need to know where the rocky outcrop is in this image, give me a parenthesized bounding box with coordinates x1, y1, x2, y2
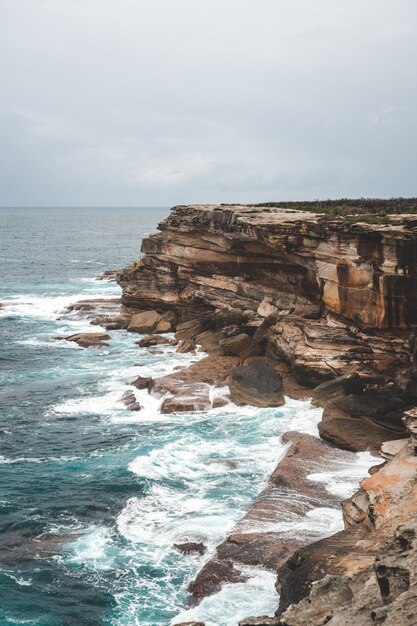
(127, 310, 174, 333)
(117, 204, 417, 401)
(121, 390, 142, 411)
(272, 435, 417, 624)
(150, 354, 238, 414)
(118, 205, 417, 329)
(114, 203, 417, 622)
(56, 332, 111, 348)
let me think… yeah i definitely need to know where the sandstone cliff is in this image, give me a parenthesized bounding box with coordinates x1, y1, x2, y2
(118, 204, 417, 447)
(115, 203, 417, 625)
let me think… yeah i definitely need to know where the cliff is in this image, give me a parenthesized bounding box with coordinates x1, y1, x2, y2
(116, 203, 417, 625)
(118, 204, 417, 447)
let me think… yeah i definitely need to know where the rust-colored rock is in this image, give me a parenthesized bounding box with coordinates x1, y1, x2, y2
(136, 334, 170, 347)
(127, 310, 163, 333)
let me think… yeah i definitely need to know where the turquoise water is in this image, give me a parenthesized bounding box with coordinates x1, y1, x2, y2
(0, 208, 371, 626)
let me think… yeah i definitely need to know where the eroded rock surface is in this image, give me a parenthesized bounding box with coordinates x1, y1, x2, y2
(188, 432, 360, 600)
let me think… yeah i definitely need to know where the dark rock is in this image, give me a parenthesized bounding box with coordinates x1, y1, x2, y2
(136, 335, 170, 347)
(219, 333, 264, 359)
(239, 618, 280, 626)
(121, 391, 142, 411)
(319, 390, 409, 451)
(129, 375, 152, 390)
(311, 373, 363, 405)
(188, 559, 247, 598)
(174, 542, 206, 556)
(173, 622, 205, 626)
(229, 359, 284, 407)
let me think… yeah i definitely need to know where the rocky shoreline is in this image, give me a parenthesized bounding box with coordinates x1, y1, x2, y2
(65, 203, 417, 624)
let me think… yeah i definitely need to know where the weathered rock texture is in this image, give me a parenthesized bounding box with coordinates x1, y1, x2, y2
(118, 205, 417, 328)
(114, 204, 417, 623)
(273, 438, 417, 625)
(117, 204, 417, 400)
(188, 432, 360, 600)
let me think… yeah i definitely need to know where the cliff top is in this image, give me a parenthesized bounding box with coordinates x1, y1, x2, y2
(169, 202, 417, 233)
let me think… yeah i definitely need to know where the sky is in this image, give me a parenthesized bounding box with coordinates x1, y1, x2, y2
(0, 0, 416, 207)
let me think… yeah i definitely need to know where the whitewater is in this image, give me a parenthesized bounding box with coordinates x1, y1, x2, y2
(0, 208, 372, 626)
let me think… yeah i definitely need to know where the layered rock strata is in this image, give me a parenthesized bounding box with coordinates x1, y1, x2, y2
(117, 204, 417, 445)
(113, 204, 417, 623)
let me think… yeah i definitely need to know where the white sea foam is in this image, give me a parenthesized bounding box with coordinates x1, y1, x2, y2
(66, 526, 116, 570)
(172, 567, 278, 626)
(3, 573, 32, 587)
(308, 450, 375, 499)
(0, 454, 80, 464)
(0, 292, 118, 321)
(117, 486, 236, 552)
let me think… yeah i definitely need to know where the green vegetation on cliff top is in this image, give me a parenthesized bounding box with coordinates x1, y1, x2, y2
(248, 198, 417, 227)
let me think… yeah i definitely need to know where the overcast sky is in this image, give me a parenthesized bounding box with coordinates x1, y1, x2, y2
(1, 0, 416, 206)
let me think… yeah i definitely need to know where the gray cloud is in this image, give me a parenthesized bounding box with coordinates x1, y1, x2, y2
(1, 0, 416, 206)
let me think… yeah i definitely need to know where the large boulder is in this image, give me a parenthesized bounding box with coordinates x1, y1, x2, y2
(228, 359, 284, 407)
(127, 310, 163, 333)
(128, 310, 175, 334)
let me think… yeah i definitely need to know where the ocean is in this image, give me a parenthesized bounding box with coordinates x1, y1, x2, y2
(0, 208, 372, 626)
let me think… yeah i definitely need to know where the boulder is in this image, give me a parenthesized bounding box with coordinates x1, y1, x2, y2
(257, 297, 278, 318)
(136, 335, 170, 347)
(160, 392, 211, 414)
(318, 391, 409, 452)
(129, 375, 152, 390)
(311, 373, 363, 406)
(127, 310, 162, 333)
(229, 360, 284, 407)
(154, 319, 172, 333)
(56, 332, 110, 348)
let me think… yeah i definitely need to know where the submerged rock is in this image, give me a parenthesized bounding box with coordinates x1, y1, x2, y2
(174, 542, 206, 556)
(56, 332, 111, 348)
(121, 391, 141, 411)
(228, 359, 284, 407)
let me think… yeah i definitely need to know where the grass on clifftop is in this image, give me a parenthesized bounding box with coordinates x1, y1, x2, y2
(245, 198, 417, 227)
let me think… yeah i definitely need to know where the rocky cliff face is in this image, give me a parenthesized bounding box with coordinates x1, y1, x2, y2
(116, 204, 417, 624)
(118, 204, 417, 329)
(118, 204, 417, 440)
